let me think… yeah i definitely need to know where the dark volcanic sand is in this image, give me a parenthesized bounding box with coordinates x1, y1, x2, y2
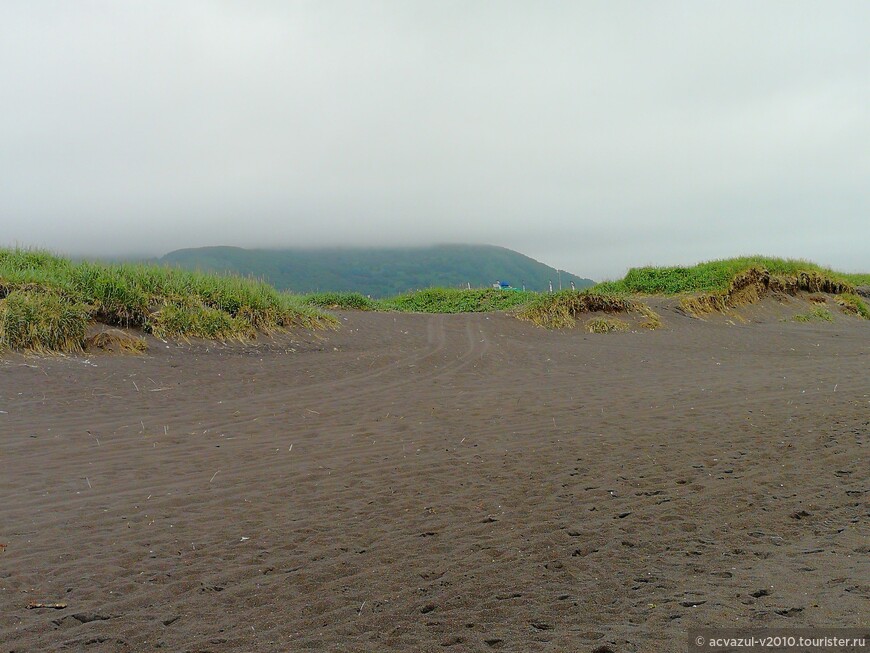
(1, 309, 868, 652)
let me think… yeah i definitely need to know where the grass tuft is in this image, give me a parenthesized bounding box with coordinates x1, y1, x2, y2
(834, 293, 870, 319)
(793, 306, 834, 323)
(0, 291, 89, 353)
(304, 292, 378, 311)
(86, 330, 148, 353)
(585, 317, 629, 333)
(148, 302, 254, 341)
(636, 304, 663, 330)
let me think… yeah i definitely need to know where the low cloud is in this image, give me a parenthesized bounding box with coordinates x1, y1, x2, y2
(2, 1, 868, 277)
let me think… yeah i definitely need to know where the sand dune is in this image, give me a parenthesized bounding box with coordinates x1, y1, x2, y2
(1, 308, 867, 652)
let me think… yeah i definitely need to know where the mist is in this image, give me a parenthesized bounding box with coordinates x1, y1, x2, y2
(2, 1, 868, 279)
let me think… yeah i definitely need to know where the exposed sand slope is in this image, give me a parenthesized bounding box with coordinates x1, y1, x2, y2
(1, 310, 867, 652)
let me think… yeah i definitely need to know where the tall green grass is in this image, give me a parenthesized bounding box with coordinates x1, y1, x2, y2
(595, 256, 857, 295)
(303, 292, 379, 311)
(304, 287, 537, 313)
(0, 291, 89, 353)
(382, 288, 537, 313)
(843, 273, 870, 286)
(0, 248, 335, 352)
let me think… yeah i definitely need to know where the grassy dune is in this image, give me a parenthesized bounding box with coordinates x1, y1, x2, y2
(520, 257, 868, 328)
(0, 249, 335, 353)
(516, 290, 662, 329)
(303, 286, 662, 330)
(591, 257, 868, 320)
(594, 256, 860, 295)
(304, 256, 869, 329)
(3, 251, 866, 351)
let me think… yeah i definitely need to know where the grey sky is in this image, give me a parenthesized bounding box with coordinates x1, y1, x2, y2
(2, 1, 868, 279)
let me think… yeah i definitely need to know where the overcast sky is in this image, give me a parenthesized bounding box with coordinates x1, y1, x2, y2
(1, 1, 868, 279)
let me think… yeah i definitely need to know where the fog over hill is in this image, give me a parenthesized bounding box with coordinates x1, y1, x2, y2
(159, 245, 593, 297)
(3, 4, 868, 278)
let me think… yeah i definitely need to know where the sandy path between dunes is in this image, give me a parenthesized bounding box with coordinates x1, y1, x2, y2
(0, 311, 868, 652)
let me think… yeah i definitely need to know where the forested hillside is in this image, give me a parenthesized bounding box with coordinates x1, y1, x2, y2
(159, 245, 593, 297)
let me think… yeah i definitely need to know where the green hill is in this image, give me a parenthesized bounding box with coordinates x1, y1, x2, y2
(159, 245, 594, 297)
